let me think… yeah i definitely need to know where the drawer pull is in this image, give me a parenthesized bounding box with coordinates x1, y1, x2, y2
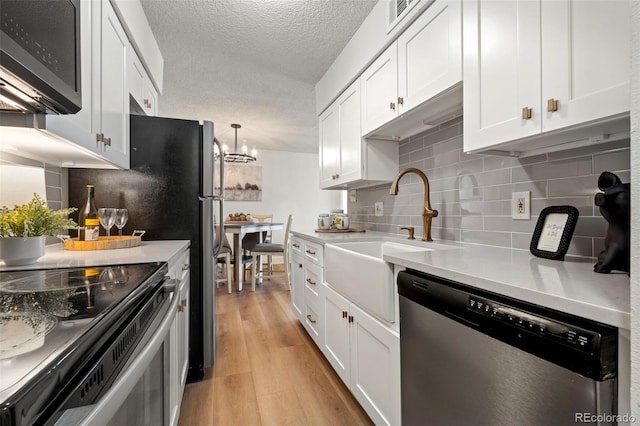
(178, 305, 184, 313)
(342, 311, 347, 319)
(182, 264, 191, 270)
(306, 314, 317, 324)
(293, 243, 300, 248)
(306, 249, 316, 255)
(181, 299, 187, 307)
(298, 263, 303, 268)
(398, 97, 404, 105)
(390, 101, 396, 111)
(306, 278, 316, 286)
(522, 107, 532, 120)
(547, 98, 559, 112)
(348, 315, 354, 323)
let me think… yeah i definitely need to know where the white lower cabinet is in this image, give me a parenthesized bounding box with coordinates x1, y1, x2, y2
(322, 284, 401, 426)
(168, 247, 190, 426)
(290, 251, 305, 320)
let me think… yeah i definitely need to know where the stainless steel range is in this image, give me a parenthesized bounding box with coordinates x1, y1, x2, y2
(0, 262, 176, 425)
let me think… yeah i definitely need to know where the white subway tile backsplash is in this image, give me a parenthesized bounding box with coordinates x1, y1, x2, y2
(350, 123, 628, 258)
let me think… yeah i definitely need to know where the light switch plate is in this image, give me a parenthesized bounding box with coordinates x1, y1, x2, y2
(349, 190, 357, 202)
(374, 202, 383, 216)
(512, 191, 530, 220)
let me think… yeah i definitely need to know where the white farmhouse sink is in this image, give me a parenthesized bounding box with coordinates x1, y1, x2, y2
(324, 241, 433, 323)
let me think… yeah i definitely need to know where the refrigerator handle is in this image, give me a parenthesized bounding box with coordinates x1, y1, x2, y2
(212, 137, 224, 258)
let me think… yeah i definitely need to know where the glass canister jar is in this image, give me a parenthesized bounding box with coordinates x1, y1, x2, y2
(330, 209, 344, 228)
(317, 213, 330, 230)
(335, 213, 349, 230)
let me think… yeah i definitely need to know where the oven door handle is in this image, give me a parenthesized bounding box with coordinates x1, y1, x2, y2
(75, 282, 180, 426)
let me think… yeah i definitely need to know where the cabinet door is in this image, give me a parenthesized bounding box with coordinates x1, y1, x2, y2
(178, 269, 190, 391)
(97, 0, 130, 168)
(463, 0, 541, 152)
(46, 0, 99, 155)
(336, 79, 362, 185)
(144, 80, 158, 116)
(290, 253, 304, 320)
(349, 303, 401, 426)
(322, 285, 351, 386)
(397, 0, 461, 113)
(541, 0, 630, 132)
(319, 105, 340, 188)
(360, 43, 398, 136)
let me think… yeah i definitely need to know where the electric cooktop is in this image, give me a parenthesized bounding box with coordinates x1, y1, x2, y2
(0, 263, 164, 403)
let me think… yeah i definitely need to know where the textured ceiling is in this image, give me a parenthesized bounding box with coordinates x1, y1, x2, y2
(140, 0, 377, 154)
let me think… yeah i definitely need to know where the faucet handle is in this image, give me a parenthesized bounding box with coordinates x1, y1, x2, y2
(400, 227, 415, 240)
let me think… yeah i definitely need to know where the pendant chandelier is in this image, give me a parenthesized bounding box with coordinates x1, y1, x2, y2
(222, 123, 257, 163)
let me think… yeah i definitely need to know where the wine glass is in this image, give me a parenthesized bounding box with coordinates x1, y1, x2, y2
(114, 209, 128, 236)
(98, 208, 116, 239)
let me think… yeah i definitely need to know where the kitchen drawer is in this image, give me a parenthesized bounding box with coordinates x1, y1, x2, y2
(169, 248, 190, 280)
(291, 237, 304, 257)
(303, 302, 322, 345)
(304, 262, 322, 299)
(303, 241, 323, 266)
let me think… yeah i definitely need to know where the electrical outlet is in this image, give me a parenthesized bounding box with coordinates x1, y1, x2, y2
(512, 191, 530, 220)
(374, 202, 383, 217)
(349, 190, 357, 202)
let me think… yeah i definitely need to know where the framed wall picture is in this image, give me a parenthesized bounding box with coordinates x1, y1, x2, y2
(530, 206, 579, 260)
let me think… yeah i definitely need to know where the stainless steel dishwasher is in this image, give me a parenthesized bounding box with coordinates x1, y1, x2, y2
(398, 269, 618, 426)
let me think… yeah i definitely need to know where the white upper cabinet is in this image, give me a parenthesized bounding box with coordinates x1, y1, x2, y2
(46, 0, 163, 169)
(320, 80, 398, 190)
(95, 0, 130, 168)
(361, 0, 462, 138)
(128, 49, 159, 116)
(540, 0, 630, 133)
(361, 45, 398, 137)
(463, 0, 630, 154)
(397, 0, 461, 113)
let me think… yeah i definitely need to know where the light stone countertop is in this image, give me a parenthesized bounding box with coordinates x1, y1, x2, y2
(0, 240, 190, 271)
(291, 228, 630, 330)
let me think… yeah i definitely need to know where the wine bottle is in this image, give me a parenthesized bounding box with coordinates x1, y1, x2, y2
(78, 184, 100, 241)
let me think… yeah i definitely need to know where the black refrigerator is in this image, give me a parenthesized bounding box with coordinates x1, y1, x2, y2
(68, 114, 224, 382)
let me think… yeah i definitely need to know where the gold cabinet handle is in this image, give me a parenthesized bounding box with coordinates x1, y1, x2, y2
(96, 133, 104, 142)
(178, 304, 184, 312)
(306, 314, 317, 324)
(398, 97, 404, 106)
(306, 278, 316, 286)
(522, 107, 532, 120)
(305, 249, 316, 255)
(342, 311, 348, 319)
(390, 102, 396, 111)
(547, 98, 559, 112)
(104, 137, 111, 146)
(335, 173, 339, 179)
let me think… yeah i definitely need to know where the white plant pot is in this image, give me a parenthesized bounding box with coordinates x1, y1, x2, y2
(0, 236, 46, 266)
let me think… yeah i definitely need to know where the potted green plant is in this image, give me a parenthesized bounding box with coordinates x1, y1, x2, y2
(0, 194, 77, 266)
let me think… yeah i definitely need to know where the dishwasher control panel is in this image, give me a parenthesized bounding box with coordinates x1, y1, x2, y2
(468, 297, 598, 354)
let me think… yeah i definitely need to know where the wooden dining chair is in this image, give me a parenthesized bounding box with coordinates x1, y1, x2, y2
(250, 214, 293, 291)
(214, 226, 232, 293)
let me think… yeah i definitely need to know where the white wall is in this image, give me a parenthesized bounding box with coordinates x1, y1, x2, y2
(630, 0, 640, 418)
(222, 149, 344, 246)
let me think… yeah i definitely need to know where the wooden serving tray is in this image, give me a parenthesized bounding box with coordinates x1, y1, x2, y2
(315, 229, 366, 233)
(64, 236, 142, 251)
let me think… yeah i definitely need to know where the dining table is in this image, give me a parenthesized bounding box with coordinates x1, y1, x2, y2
(223, 221, 284, 291)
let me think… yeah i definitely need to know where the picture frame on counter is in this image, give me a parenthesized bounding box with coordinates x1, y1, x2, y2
(530, 206, 579, 261)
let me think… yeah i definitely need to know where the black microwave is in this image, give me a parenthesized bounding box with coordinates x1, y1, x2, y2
(0, 0, 81, 114)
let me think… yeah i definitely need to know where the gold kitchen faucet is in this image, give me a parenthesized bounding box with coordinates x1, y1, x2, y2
(389, 168, 438, 242)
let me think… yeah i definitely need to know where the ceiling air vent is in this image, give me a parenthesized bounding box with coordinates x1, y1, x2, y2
(387, 0, 420, 33)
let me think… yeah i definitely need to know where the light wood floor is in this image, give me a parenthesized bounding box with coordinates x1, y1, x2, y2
(178, 272, 374, 426)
